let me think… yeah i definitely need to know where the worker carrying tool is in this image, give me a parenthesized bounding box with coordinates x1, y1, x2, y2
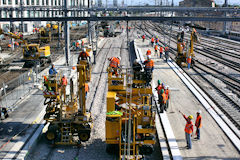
(142, 34, 145, 42)
(49, 64, 58, 75)
(146, 49, 151, 56)
(151, 37, 154, 47)
(143, 55, 154, 86)
(108, 57, 121, 77)
(78, 48, 90, 62)
(179, 111, 194, 149)
(195, 110, 202, 140)
(133, 59, 142, 80)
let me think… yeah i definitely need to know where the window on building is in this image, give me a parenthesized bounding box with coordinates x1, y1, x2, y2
(24, 24, 28, 32)
(8, 0, 12, 5)
(55, 0, 57, 5)
(3, 0, 6, 5)
(15, 0, 18, 5)
(27, 0, 30, 5)
(42, 0, 45, 5)
(16, 11, 19, 18)
(3, 11, 7, 18)
(36, 0, 39, 5)
(0, 11, 1, 18)
(58, 0, 60, 5)
(46, 0, 48, 5)
(31, 0, 34, 5)
(27, 10, 30, 17)
(46, 11, 49, 17)
(30, 11, 34, 17)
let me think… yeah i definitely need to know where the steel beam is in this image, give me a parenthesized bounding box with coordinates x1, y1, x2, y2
(1, 16, 240, 22)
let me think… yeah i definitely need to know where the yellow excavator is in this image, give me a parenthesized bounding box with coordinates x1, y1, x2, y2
(106, 67, 156, 159)
(39, 23, 62, 42)
(0, 28, 51, 67)
(176, 28, 199, 67)
(43, 60, 92, 145)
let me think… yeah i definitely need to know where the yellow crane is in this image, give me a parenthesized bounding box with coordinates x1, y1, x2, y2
(0, 28, 51, 67)
(43, 60, 92, 145)
(176, 28, 199, 67)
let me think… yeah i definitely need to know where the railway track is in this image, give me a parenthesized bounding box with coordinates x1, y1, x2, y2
(135, 21, 240, 132)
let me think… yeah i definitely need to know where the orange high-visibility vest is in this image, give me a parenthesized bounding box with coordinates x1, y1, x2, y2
(185, 122, 193, 134)
(162, 92, 166, 104)
(195, 115, 202, 128)
(165, 47, 169, 51)
(8, 44, 11, 48)
(159, 47, 163, 53)
(187, 57, 191, 64)
(146, 50, 151, 55)
(79, 51, 90, 58)
(151, 38, 154, 43)
(142, 35, 145, 39)
(76, 42, 80, 47)
(61, 77, 68, 86)
(144, 60, 154, 69)
(154, 45, 158, 51)
(165, 89, 169, 100)
(109, 57, 120, 68)
(85, 83, 89, 92)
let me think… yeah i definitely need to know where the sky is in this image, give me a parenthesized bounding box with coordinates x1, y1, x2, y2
(120, 0, 240, 6)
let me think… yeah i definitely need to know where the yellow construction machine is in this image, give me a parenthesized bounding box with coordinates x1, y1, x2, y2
(0, 28, 51, 67)
(176, 28, 199, 67)
(39, 26, 51, 42)
(43, 60, 92, 145)
(105, 67, 156, 159)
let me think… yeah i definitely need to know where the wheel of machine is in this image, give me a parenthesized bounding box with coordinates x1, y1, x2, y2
(45, 124, 58, 141)
(79, 131, 90, 142)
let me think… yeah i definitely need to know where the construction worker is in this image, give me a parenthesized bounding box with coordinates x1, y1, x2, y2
(195, 110, 202, 140)
(179, 111, 194, 149)
(165, 86, 170, 111)
(76, 41, 80, 51)
(159, 89, 166, 112)
(61, 74, 68, 102)
(14, 42, 19, 48)
(142, 34, 145, 42)
(155, 36, 159, 44)
(151, 37, 154, 47)
(81, 40, 84, 48)
(78, 48, 90, 62)
(49, 64, 58, 75)
(108, 57, 121, 77)
(146, 49, 151, 56)
(165, 46, 169, 62)
(133, 59, 142, 80)
(143, 55, 154, 86)
(159, 46, 164, 59)
(154, 45, 158, 56)
(155, 80, 163, 95)
(43, 75, 51, 91)
(187, 56, 191, 69)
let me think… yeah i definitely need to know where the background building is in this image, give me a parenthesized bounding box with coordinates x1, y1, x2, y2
(0, 0, 90, 34)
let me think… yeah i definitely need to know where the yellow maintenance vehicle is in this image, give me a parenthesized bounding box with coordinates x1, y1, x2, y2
(0, 28, 51, 67)
(43, 60, 92, 145)
(176, 28, 199, 67)
(106, 67, 156, 159)
(39, 25, 51, 42)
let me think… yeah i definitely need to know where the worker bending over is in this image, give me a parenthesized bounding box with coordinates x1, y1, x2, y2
(133, 59, 142, 80)
(108, 57, 121, 77)
(78, 48, 90, 62)
(143, 55, 154, 86)
(179, 111, 194, 149)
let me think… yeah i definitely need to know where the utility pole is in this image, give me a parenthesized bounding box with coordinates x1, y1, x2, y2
(20, 0, 23, 32)
(64, 0, 70, 66)
(223, 0, 228, 34)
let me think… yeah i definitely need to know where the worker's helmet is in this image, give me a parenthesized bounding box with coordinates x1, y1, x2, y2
(160, 89, 164, 94)
(197, 110, 201, 114)
(166, 85, 169, 89)
(164, 86, 167, 90)
(147, 55, 151, 60)
(162, 83, 164, 87)
(156, 35, 158, 38)
(189, 56, 191, 58)
(157, 80, 161, 85)
(188, 115, 193, 119)
(63, 74, 65, 77)
(117, 57, 121, 61)
(82, 48, 86, 52)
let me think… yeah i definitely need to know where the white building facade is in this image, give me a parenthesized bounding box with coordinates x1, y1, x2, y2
(0, 0, 90, 34)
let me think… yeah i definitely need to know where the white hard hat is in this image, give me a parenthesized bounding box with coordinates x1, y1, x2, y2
(166, 85, 169, 89)
(117, 57, 121, 61)
(63, 74, 65, 77)
(197, 110, 201, 114)
(134, 59, 139, 63)
(82, 48, 86, 52)
(147, 55, 151, 59)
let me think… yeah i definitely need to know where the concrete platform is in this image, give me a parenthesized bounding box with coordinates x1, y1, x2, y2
(135, 38, 240, 159)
